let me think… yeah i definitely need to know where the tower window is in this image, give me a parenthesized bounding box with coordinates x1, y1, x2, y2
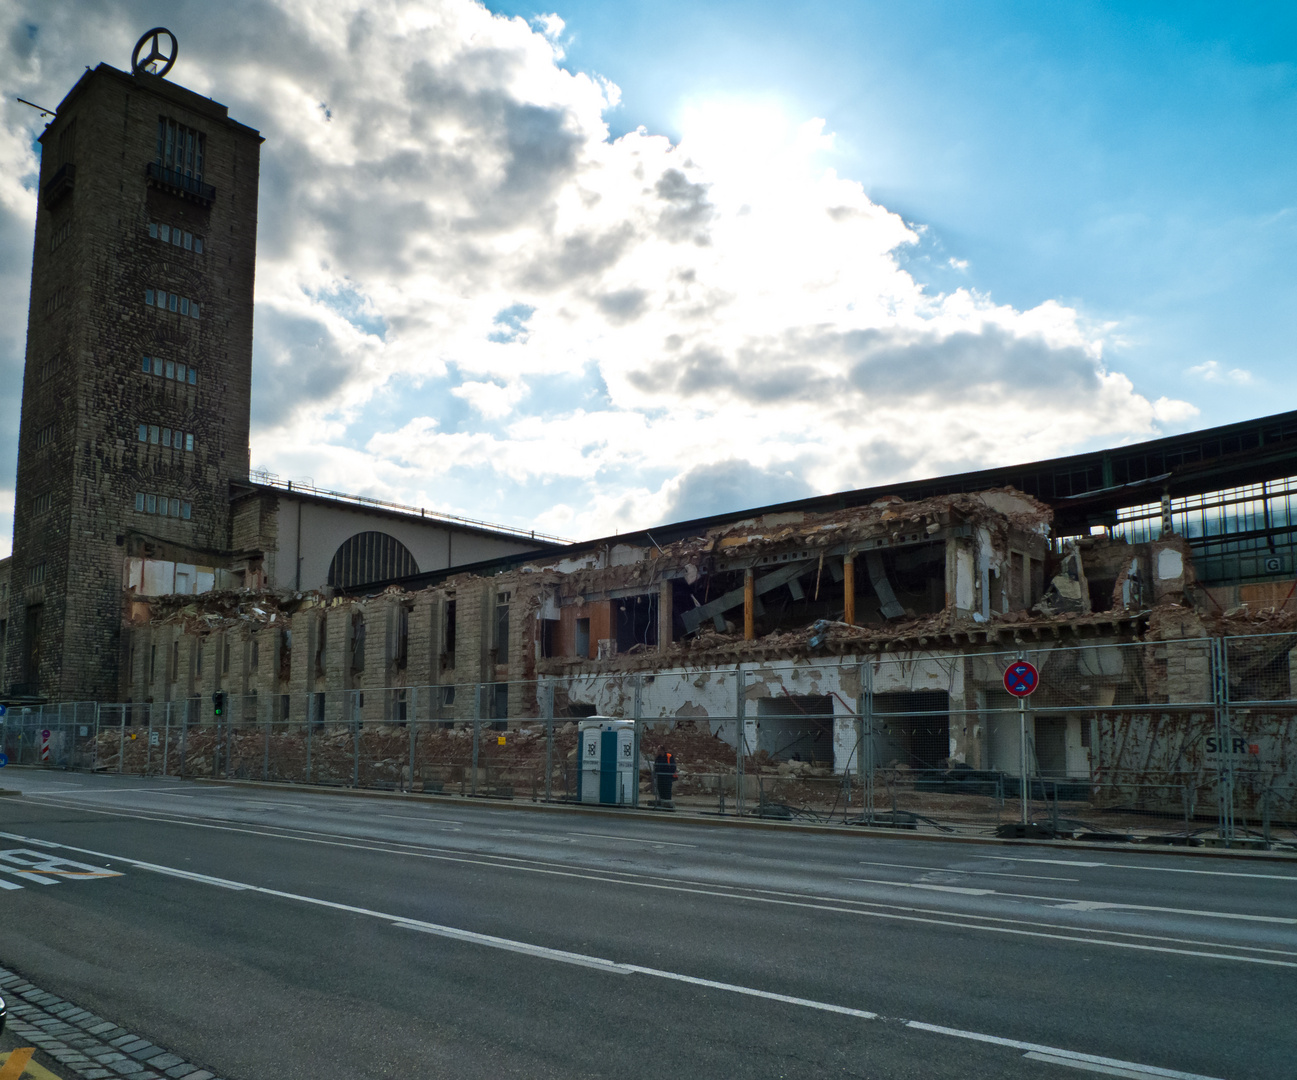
(32, 492, 53, 515)
(157, 117, 205, 182)
(50, 218, 73, 252)
(134, 493, 192, 519)
(28, 562, 46, 585)
(36, 423, 57, 448)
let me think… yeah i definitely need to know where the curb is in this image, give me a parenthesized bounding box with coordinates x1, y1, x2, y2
(0, 966, 224, 1080)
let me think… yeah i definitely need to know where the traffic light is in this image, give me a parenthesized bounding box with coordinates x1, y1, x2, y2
(212, 690, 225, 717)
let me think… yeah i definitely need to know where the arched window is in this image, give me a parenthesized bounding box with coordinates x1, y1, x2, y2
(327, 532, 418, 589)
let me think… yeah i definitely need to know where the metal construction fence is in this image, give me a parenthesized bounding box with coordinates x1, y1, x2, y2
(3, 634, 1295, 849)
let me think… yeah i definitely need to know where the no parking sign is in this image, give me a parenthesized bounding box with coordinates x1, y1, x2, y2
(1003, 660, 1039, 697)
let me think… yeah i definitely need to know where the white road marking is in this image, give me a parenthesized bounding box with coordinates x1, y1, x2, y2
(4, 821, 1294, 968)
(973, 855, 1297, 882)
(0, 848, 125, 889)
(850, 877, 994, 896)
(908, 1022, 1223, 1080)
(858, 860, 1080, 882)
(568, 831, 697, 848)
(850, 876, 1297, 925)
(366, 812, 463, 826)
(49, 786, 194, 795)
(1024, 1050, 1162, 1078)
(0, 830, 1223, 1079)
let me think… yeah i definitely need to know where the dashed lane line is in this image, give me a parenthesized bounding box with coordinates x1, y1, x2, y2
(971, 855, 1297, 882)
(848, 876, 1297, 924)
(0, 833, 1226, 1080)
(907, 1023, 1220, 1080)
(567, 830, 697, 847)
(858, 860, 1080, 882)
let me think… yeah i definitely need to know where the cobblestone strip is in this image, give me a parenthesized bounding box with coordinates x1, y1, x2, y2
(0, 966, 226, 1080)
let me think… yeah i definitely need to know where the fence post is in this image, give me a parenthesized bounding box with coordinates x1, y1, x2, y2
(263, 699, 270, 782)
(92, 703, 100, 773)
(305, 695, 313, 785)
(632, 674, 642, 809)
(352, 690, 361, 788)
(163, 701, 171, 776)
(471, 684, 481, 798)
(223, 705, 232, 780)
(736, 669, 747, 817)
(146, 704, 155, 775)
(857, 663, 873, 824)
(543, 680, 554, 803)
(118, 706, 127, 774)
(1211, 638, 1235, 846)
(179, 699, 189, 777)
(408, 687, 418, 794)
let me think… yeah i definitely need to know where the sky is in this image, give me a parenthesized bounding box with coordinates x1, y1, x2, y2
(1, 1, 1294, 556)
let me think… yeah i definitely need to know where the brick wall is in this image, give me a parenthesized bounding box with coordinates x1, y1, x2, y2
(5, 63, 260, 701)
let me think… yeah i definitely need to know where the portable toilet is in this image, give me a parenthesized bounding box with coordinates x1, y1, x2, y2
(577, 718, 635, 805)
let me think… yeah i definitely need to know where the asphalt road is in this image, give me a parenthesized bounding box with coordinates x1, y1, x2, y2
(0, 768, 1294, 1080)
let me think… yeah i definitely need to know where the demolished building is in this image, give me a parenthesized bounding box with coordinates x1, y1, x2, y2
(99, 474, 1297, 819)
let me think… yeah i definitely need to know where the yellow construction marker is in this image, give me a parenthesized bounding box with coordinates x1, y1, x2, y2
(0, 1047, 66, 1079)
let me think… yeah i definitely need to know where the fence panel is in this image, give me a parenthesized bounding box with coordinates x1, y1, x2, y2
(4, 633, 1290, 847)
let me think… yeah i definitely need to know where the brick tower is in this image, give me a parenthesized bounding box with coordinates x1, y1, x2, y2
(5, 43, 261, 700)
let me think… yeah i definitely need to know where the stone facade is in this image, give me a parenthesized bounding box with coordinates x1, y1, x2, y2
(5, 64, 261, 701)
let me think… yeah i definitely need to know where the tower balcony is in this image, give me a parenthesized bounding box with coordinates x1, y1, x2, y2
(42, 162, 76, 210)
(145, 161, 216, 206)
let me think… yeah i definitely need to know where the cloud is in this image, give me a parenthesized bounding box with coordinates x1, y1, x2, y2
(662, 460, 815, 522)
(0, 0, 1200, 553)
(1188, 360, 1253, 385)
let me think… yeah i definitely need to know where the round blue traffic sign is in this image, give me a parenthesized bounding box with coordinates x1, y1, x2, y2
(1003, 660, 1039, 698)
(0, 753, 8, 768)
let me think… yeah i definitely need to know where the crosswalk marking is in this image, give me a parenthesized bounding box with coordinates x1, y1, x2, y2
(0, 849, 124, 891)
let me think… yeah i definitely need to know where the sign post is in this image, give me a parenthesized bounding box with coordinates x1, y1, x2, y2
(1003, 660, 1039, 825)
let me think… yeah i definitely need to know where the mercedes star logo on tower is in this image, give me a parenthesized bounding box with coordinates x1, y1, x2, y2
(131, 27, 178, 77)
